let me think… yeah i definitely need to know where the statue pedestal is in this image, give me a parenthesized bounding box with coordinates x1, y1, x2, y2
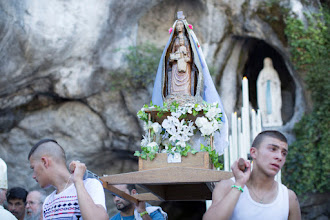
(138, 152, 212, 171)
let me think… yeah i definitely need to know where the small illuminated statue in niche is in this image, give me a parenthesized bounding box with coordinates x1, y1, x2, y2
(257, 57, 283, 127)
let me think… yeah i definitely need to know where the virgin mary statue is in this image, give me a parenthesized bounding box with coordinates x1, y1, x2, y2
(152, 11, 228, 154)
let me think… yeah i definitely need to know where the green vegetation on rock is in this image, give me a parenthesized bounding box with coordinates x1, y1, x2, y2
(282, 7, 330, 195)
(109, 43, 162, 90)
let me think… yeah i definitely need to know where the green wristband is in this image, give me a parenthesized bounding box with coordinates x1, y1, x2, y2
(231, 185, 244, 192)
(140, 211, 148, 217)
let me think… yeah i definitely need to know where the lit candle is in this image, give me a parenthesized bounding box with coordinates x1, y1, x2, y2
(242, 107, 249, 159)
(251, 109, 257, 140)
(236, 117, 241, 162)
(239, 131, 243, 160)
(257, 109, 262, 134)
(242, 77, 249, 108)
(241, 77, 250, 159)
(225, 136, 231, 171)
(231, 112, 237, 162)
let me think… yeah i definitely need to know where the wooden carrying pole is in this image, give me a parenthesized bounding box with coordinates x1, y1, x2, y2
(100, 179, 139, 205)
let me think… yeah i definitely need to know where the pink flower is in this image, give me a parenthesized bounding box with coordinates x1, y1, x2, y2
(197, 43, 200, 48)
(188, 24, 193, 30)
(169, 27, 173, 34)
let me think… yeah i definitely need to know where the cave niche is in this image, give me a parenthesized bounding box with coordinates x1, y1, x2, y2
(242, 38, 295, 125)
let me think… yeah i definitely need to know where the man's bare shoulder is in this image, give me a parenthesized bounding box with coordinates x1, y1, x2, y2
(288, 189, 302, 220)
(288, 189, 298, 202)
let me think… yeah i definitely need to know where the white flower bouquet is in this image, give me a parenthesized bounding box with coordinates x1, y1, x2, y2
(135, 101, 224, 168)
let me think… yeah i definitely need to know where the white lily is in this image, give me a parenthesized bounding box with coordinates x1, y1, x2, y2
(206, 107, 221, 120)
(195, 116, 208, 127)
(152, 122, 162, 134)
(176, 140, 186, 148)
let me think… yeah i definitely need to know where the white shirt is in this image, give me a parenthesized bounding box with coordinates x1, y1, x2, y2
(230, 179, 289, 220)
(43, 178, 106, 220)
(0, 205, 17, 220)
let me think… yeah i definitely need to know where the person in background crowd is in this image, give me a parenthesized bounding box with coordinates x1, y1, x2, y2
(28, 138, 108, 220)
(25, 190, 47, 220)
(0, 158, 17, 220)
(110, 184, 167, 220)
(6, 187, 28, 220)
(203, 130, 301, 220)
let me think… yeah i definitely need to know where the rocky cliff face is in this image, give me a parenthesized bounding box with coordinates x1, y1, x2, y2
(0, 0, 324, 218)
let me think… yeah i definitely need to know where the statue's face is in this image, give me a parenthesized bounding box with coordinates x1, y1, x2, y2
(176, 21, 184, 32)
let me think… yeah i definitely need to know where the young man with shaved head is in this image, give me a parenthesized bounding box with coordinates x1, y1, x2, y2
(203, 130, 301, 220)
(28, 139, 109, 220)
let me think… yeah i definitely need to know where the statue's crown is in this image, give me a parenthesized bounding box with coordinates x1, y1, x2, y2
(177, 11, 185, 20)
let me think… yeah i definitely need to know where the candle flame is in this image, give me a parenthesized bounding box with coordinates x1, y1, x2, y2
(243, 76, 247, 80)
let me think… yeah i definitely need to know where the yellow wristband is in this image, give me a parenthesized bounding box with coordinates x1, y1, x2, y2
(140, 211, 148, 217)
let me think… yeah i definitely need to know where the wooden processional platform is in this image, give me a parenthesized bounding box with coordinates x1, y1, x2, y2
(100, 152, 233, 203)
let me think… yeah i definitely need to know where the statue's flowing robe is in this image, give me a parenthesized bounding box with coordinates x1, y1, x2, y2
(152, 19, 228, 154)
(257, 58, 283, 127)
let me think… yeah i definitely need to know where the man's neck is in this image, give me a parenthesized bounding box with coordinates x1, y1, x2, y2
(248, 170, 276, 189)
(120, 208, 135, 217)
(52, 170, 73, 194)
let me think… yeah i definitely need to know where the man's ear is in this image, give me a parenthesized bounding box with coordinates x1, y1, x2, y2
(250, 147, 258, 160)
(41, 157, 50, 168)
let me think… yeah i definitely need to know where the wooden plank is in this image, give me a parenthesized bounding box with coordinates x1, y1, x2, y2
(133, 193, 162, 201)
(100, 167, 233, 201)
(100, 179, 139, 205)
(100, 167, 233, 185)
(139, 152, 211, 171)
(203, 152, 211, 170)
